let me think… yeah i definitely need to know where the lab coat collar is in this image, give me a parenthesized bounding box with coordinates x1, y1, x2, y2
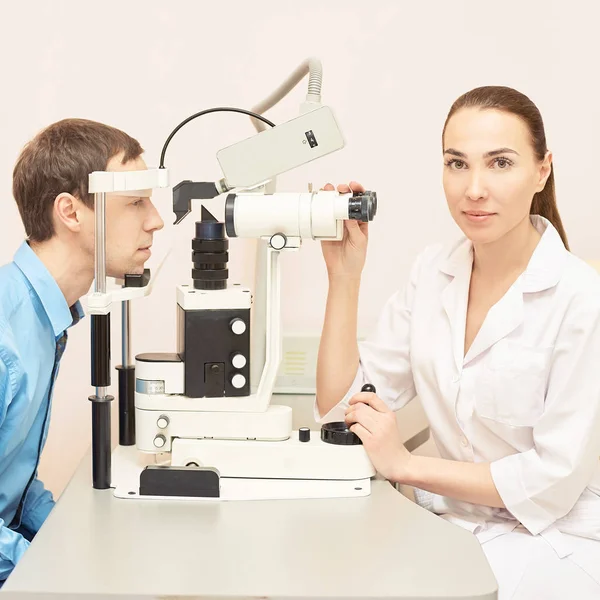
(439, 215, 568, 293)
(439, 240, 472, 371)
(520, 215, 569, 293)
(438, 215, 568, 368)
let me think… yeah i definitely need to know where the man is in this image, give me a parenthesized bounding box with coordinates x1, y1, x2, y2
(0, 119, 164, 582)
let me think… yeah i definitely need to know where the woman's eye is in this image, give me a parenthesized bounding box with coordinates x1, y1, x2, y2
(446, 159, 466, 170)
(494, 157, 513, 169)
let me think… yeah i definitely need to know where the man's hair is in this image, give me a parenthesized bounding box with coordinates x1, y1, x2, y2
(13, 118, 144, 242)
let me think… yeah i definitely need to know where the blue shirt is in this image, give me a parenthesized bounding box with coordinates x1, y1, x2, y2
(0, 242, 83, 579)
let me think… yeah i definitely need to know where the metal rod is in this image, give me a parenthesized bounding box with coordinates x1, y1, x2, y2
(94, 192, 107, 294)
(118, 299, 136, 446)
(122, 301, 131, 366)
(91, 190, 112, 490)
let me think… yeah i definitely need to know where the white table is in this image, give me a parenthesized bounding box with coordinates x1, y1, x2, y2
(2, 448, 497, 599)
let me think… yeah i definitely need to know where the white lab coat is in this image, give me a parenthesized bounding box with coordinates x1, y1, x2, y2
(317, 216, 600, 598)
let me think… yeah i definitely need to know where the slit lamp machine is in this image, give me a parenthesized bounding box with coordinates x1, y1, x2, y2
(86, 58, 378, 501)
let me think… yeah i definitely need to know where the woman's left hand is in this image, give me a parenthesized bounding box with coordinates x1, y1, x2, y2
(345, 392, 412, 483)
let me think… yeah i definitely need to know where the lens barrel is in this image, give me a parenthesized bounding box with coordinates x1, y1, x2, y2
(192, 218, 229, 290)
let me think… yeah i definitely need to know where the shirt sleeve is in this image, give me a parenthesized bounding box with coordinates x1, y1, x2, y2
(0, 518, 30, 581)
(0, 347, 55, 536)
(315, 249, 426, 423)
(20, 477, 54, 534)
(0, 356, 30, 579)
(491, 288, 600, 535)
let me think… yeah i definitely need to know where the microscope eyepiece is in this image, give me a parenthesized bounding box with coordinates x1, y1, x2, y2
(348, 190, 377, 222)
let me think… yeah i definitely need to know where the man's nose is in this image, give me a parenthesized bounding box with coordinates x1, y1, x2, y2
(145, 202, 164, 232)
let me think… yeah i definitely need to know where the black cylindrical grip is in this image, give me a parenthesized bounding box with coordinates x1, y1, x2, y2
(91, 314, 111, 387)
(91, 399, 113, 489)
(117, 365, 136, 446)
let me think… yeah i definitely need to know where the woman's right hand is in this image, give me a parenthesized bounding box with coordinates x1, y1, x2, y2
(320, 181, 369, 281)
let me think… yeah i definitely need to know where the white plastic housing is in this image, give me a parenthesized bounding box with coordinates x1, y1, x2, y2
(217, 106, 345, 189)
(111, 445, 372, 501)
(176, 285, 252, 310)
(88, 168, 169, 197)
(229, 190, 352, 240)
(170, 435, 375, 480)
(135, 359, 184, 395)
(135, 405, 293, 451)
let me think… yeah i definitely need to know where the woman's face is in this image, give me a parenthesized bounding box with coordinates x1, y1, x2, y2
(442, 108, 551, 245)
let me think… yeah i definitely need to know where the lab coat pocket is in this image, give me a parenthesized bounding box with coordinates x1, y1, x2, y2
(476, 340, 552, 427)
(565, 531, 600, 588)
(556, 489, 600, 543)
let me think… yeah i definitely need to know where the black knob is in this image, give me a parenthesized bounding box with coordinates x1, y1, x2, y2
(361, 383, 376, 393)
(299, 427, 310, 442)
(321, 422, 362, 445)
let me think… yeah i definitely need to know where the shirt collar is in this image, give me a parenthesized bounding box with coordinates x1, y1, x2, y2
(13, 241, 84, 338)
(439, 215, 569, 293)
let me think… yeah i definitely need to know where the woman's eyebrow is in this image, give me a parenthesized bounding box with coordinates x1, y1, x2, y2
(484, 147, 519, 157)
(443, 148, 466, 158)
(443, 147, 520, 158)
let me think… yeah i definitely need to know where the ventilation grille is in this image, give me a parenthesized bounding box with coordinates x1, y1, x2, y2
(274, 335, 318, 394)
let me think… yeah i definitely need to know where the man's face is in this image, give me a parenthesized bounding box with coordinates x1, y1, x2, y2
(82, 153, 164, 278)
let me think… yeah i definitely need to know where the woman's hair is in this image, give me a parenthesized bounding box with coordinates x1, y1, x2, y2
(442, 86, 569, 250)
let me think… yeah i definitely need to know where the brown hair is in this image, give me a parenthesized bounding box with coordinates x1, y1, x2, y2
(13, 118, 144, 243)
(442, 86, 569, 250)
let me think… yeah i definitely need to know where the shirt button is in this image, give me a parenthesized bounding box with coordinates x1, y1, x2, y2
(452, 374, 461, 383)
(460, 436, 469, 447)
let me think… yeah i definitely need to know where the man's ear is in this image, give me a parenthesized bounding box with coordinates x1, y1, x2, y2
(54, 192, 85, 233)
(535, 151, 553, 192)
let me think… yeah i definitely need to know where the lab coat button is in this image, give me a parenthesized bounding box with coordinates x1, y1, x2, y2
(460, 436, 469, 447)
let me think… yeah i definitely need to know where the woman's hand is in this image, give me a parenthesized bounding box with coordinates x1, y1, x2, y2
(345, 392, 412, 483)
(320, 181, 369, 281)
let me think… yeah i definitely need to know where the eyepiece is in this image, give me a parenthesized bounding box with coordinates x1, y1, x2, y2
(348, 190, 377, 222)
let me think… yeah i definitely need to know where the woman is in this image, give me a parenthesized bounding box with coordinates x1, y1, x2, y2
(316, 86, 600, 599)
